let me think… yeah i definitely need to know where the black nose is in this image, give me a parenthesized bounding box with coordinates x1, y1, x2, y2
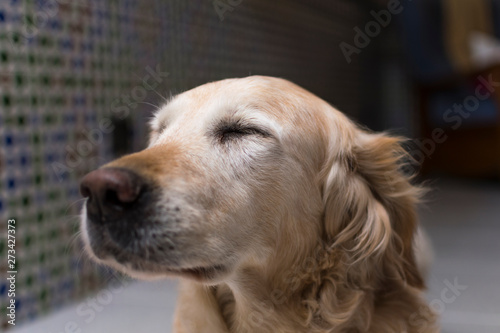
(80, 167, 144, 222)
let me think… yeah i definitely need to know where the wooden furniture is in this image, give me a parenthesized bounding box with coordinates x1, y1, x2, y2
(418, 65, 500, 178)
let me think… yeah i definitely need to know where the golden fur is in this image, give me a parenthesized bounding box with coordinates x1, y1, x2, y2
(81, 76, 438, 332)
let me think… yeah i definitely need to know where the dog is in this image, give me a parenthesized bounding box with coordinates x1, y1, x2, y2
(80, 76, 438, 333)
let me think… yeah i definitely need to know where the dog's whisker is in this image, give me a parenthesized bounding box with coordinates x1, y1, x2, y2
(132, 73, 169, 103)
(150, 88, 170, 103)
(128, 101, 161, 109)
(64, 198, 87, 216)
(67, 230, 83, 253)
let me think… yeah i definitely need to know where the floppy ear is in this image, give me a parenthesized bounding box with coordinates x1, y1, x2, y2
(322, 130, 424, 289)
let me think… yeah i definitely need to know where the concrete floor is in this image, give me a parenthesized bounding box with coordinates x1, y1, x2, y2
(10, 178, 500, 333)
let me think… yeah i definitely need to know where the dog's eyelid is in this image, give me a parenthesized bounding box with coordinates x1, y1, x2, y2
(220, 123, 270, 137)
(231, 124, 268, 135)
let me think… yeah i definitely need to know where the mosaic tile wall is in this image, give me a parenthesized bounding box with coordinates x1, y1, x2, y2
(0, 0, 364, 329)
(0, 1, 170, 329)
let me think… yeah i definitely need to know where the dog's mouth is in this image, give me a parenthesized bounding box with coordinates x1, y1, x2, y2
(114, 256, 228, 282)
(166, 264, 227, 281)
(94, 242, 228, 282)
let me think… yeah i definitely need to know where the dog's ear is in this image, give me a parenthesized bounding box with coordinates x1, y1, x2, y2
(321, 131, 424, 288)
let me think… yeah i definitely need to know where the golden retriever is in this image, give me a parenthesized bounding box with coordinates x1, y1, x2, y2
(80, 76, 438, 332)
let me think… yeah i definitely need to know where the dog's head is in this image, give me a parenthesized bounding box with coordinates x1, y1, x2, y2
(80, 76, 423, 288)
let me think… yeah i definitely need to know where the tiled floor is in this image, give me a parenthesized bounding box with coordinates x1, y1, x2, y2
(9, 279, 179, 333)
(10, 178, 500, 333)
(420, 179, 500, 333)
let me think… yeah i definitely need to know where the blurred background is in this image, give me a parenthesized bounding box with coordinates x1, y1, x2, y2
(0, 0, 499, 332)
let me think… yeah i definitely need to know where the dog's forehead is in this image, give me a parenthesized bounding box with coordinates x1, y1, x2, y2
(152, 76, 314, 132)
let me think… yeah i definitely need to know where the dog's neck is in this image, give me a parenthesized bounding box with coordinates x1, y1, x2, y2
(189, 240, 434, 333)
(210, 244, 358, 333)
(212, 269, 303, 332)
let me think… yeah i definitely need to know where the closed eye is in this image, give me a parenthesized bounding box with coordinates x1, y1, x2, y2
(216, 122, 270, 143)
